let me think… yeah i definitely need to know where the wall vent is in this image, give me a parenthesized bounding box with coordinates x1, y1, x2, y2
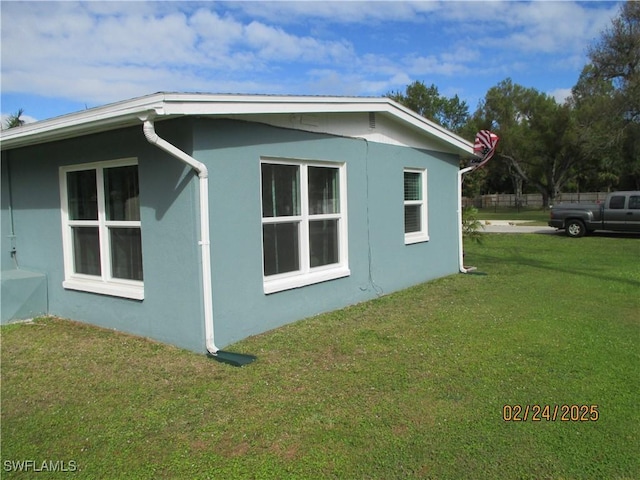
(369, 112, 376, 129)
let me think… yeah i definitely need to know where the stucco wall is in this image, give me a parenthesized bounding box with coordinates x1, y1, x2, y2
(192, 119, 460, 348)
(2, 120, 206, 351)
(2, 117, 461, 353)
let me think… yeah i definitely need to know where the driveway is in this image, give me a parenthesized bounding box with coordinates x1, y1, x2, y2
(480, 220, 557, 234)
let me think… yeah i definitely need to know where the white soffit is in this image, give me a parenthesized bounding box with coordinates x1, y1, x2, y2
(225, 111, 463, 153)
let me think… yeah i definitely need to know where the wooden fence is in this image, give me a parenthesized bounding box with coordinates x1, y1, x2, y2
(463, 192, 610, 209)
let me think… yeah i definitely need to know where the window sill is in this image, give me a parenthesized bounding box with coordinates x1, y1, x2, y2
(63, 278, 144, 300)
(264, 266, 350, 294)
(405, 233, 430, 245)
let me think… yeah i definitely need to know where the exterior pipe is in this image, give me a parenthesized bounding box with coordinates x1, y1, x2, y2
(458, 166, 476, 273)
(141, 116, 219, 354)
(5, 153, 19, 268)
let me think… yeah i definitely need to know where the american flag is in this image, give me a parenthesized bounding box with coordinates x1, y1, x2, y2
(471, 130, 499, 169)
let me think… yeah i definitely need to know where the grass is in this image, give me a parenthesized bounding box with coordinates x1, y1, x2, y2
(2, 234, 639, 479)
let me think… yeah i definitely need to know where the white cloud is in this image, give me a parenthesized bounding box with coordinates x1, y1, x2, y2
(231, 1, 618, 57)
(189, 9, 244, 54)
(489, 2, 607, 53)
(306, 67, 410, 97)
(433, 1, 617, 52)
(242, 20, 354, 63)
(0, 0, 624, 118)
(403, 54, 470, 77)
(550, 88, 573, 105)
(0, 1, 359, 104)
(226, 1, 440, 25)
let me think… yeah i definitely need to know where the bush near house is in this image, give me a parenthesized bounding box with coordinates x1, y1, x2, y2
(1, 234, 638, 479)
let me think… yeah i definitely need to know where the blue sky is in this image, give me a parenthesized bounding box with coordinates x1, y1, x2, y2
(0, 1, 622, 125)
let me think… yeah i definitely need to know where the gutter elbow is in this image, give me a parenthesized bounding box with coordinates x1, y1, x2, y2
(142, 119, 160, 145)
(198, 166, 209, 179)
(140, 115, 208, 178)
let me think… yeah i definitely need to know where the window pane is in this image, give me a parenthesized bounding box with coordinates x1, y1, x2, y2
(263, 223, 299, 276)
(72, 227, 101, 275)
(310, 220, 339, 267)
(405, 205, 421, 233)
(609, 196, 625, 209)
(308, 167, 339, 215)
(630, 196, 640, 210)
(67, 170, 98, 220)
(105, 165, 140, 221)
(262, 164, 300, 217)
(404, 172, 421, 201)
(110, 228, 144, 281)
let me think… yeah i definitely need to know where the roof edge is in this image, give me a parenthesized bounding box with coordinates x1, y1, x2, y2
(1, 93, 473, 155)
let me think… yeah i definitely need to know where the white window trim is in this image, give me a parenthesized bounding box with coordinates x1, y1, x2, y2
(59, 158, 144, 300)
(404, 168, 429, 245)
(261, 157, 350, 294)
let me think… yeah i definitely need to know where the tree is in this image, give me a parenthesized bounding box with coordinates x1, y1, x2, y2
(588, 1, 640, 123)
(387, 81, 469, 133)
(3, 109, 25, 129)
(574, 1, 640, 189)
(569, 66, 625, 190)
(473, 79, 577, 207)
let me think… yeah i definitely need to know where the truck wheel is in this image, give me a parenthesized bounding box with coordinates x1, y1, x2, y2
(566, 219, 586, 238)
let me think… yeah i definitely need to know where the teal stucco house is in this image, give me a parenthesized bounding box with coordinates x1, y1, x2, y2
(1, 93, 474, 355)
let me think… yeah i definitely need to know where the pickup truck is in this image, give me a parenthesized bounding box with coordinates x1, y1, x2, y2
(548, 191, 640, 237)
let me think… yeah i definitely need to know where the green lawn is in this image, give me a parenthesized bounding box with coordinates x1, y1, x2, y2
(2, 235, 639, 479)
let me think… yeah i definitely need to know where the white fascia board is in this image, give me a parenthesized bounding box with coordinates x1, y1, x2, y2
(159, 94, 389, 116)
(0, 93, 167, 150)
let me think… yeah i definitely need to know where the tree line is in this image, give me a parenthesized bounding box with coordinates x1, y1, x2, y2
(388, 1, 639, 206)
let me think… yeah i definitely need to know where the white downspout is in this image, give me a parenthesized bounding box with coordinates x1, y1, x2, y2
(458, 166, 475, 273)
(140, 115, 218, 354)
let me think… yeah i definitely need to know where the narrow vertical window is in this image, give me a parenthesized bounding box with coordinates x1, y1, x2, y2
(308, 166, 340, 268)
(60, 159, 144, 299)
(261, 159, 349, 293)
(404, 168, 428, 244)
(261, 163, 301, 276)
(104, 165, 143, 281)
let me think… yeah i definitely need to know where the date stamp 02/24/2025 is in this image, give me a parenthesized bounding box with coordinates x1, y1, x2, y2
(502, 404, 600, 422)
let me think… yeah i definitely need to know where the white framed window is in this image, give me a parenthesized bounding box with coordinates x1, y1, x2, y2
(404, 168, 429, 244)
(59, 158, 144, 300)
(260, 158, 349, 294)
